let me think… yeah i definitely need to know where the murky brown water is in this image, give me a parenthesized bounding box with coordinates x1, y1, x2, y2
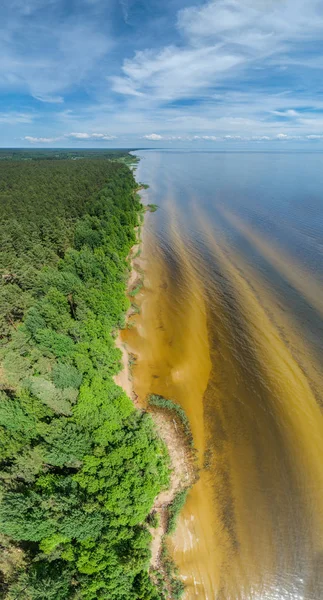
(125, 151, 323, 599)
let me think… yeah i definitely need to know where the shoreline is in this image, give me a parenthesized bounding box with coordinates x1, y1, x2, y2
(114, 203, 196, 589)
(113, 229, 142, 405)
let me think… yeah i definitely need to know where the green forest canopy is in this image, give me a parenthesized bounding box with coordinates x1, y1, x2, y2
(0, 154, 169, 599)
(0, 149, 138, 162)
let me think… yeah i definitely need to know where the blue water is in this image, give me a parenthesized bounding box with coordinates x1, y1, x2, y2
(137, 150, 323, 365)
(134, 150, 323, 599)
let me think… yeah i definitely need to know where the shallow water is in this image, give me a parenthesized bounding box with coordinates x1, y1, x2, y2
(127, 151, 323, 599)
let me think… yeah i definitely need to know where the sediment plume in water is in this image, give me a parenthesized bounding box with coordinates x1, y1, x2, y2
(217, 206, 323, 320)
(192, 207, 323, 599)
(125, 179, 323, 599)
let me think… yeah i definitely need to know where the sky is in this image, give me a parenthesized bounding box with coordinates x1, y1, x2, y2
(1, 0, 323, 148)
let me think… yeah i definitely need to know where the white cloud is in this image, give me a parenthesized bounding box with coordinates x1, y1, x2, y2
(112, 0, 323, 107)
(23, 136, 60, 143)
(0, 5, 112, 99)
(112, 45, 243, 101)
(19, 130, 323, 145)
(251, 135, 270, 141)
(0, 112, 33, 124)
(143, 134, 163, 140)
(91, 133, 116, 140)
(271, 109, 298, 117)
(33, 94, 64, 104)
(67, 132, 91, 139)
(22, 131, 117, 144)
(142, 134, 191, 141)
(46, 84, 323, 141)
(104, 0, 323, 141)
(67, 132, 116, 140)
(178, 1, 259, 42)
(178, 0, 323, 48)
(193, 135, 219, 141)
(111, 77, 144, 97)
(3, 0, 323, 143)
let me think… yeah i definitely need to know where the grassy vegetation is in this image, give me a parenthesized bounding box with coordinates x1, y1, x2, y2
(129, 280, 144, 297)
(147, 204, 159, 212)
(148, 395, 196, 598)
(133, 246, 142, 259)
(130, 302, 141, 315)
(0, 155, 169, 599)
(147, 511, 159, 529)
(128, 353, 137, 377)
(149, 395, 194, 447)
(159, 543, 185, 599)
(166, 490, 189, 535)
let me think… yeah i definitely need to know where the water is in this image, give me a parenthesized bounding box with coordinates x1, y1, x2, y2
(127, 151, 323, 599)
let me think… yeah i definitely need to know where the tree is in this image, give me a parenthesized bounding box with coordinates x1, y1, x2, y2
(0, 155, 169, 600)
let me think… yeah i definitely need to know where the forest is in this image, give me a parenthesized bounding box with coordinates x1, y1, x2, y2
(0, 149, 138, 162)
(0, 154, 169, 599)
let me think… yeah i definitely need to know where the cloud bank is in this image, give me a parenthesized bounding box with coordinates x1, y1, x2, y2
(2, 0, 323, 145)
(23, 132, 117, 143)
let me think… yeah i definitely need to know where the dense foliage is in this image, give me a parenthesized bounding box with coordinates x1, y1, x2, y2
(0, 157, 169, 599)
(149, 395, 193, 447)
(0, 149, 138, 162)
(166, 491, 188, 535)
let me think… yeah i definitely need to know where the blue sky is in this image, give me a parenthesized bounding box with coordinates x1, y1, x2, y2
(2, 0, 323, 148)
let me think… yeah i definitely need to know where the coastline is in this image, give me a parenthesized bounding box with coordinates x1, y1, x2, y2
(113, 230, 142, 405)
(114, 202, 196, 589)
